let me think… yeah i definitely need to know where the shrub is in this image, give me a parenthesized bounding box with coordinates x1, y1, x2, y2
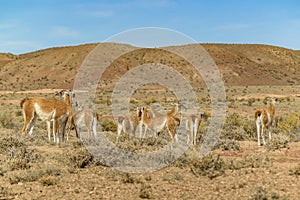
(248, 187, 288, 200)
(139, 183, 152, 199)
(289, 163, 300, 176)
(8, 168, 61, 184)
(228, 155, 271, 170)
(65, 147, 94, 168)
(120, 173, 139, 184)
(247, 98, 257, 106)
(276, 112, 300, 139)
(265, 134, 289, 151)
(248, 187, 268, 200)
(0, 136, 41, 171)
(144, 97, 156, 105)
(0, 110, 16, 129)
(221, 113, 255, 141)
(38, 175, 59, 186)
(214, 139, 240, 151)
(100, 119, 117, 132)
(190, 154, 226, 179)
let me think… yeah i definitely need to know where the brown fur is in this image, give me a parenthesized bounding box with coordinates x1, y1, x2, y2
(140, 104, 180, 141)
(186, 113, 204, 145)
(21, 91, 73, 144)
(116, 107, 142, 143)
(70, 110, 98, 140)
(255, 98, 277, 146)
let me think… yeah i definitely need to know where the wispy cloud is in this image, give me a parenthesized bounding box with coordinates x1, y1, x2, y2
(51, 26, 79, 38)
(74, 0, 173, 18)
(0, 40, 40, 54)
(75, 0, 174, 9)
(128, 0, 175, 8)
(80, 10, 114, 18)
(215, 24, 251, 30)
(0, 22, 18, 30)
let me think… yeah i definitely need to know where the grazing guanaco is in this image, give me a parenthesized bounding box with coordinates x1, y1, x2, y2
(20, 90, 73, 144)
(254, 98, 278, 146)
(186, 112, 204, 145)
(140, 104, 180, 141)
(70, 109, 101, 140)
(116, 107, 142, 143)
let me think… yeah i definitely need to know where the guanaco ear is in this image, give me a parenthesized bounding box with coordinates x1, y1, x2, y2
(199, 112, 205, 118)
(55, 90, 64, 98)
(266, 97, 272, 101)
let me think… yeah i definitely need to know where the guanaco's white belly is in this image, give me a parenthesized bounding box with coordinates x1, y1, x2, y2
(34, 103, 55, 121)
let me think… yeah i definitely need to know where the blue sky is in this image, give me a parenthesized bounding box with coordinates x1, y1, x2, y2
(1, 0, 300, 54)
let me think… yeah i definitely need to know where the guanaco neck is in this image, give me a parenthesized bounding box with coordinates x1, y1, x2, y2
(141, 108, 151, 124)
(167, 104, 179, 117)
(63, 94, 72, 106)
(268, 101, 275, 117)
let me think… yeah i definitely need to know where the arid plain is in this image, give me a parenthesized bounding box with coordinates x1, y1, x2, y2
(1, 43, 300, 199)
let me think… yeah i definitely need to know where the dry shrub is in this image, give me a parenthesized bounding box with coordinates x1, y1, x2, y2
(144, 97, 156, 105)
(119, 172, 142, 184)
(139, 183, 152, 199)
(289, 163, 300, 176)
(38, 175, 59, 186)
(100, 119, 117, 132)
(248, 187, 289, 200)
(172, 152, 193, 169)
(214, 139, 240, 151)
(248, 187, 269, 200)
(221, 113, 255, 141)
(120, 173, 136, 184)
(0, 186, 14, 199)
(0, 110, 16, 129)
(0, 135, 41, 171)
(65, 147, 94, 169)
(190, 154, 226, 179)
(7, 167, 61, 184)
(265, 134, 289, 151)
(276, 112, 300, 142)
(228, 155, 271, 170)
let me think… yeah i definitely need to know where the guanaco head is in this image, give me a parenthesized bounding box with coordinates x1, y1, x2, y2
(55, 90, 75, 105)
(141, 107, 152, 120)
(266, 97, 279, 105)
(55, 90, 74, 98)
(199, 112, 205, 119)
(136, 107, 142, 121)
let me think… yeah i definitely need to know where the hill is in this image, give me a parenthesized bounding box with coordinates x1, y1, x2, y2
(1, 43, 300, 91)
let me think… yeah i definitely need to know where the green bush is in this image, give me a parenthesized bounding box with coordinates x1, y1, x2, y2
(144, 97, 156, 105)
(8, 168, 61, 184)
(276, 112, 300, 139)
(248, 187, 288, 200)
(0, 136, 41, 171)
(289, 163, 300, 176)
(190, 154, 226, 179)
(265, 134, 289, 151)
(65, 147, 93, 168)
(0, 110, 16, 129)
(139, 183, 152, 199)
(100, 119, 117, 132)
(221, 113, 255, 141)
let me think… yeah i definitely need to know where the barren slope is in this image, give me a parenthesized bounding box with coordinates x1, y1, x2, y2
(1, 43, 300, 91)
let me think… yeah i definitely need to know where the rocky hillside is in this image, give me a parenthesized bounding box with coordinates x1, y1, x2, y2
(1, 43, 300, 91)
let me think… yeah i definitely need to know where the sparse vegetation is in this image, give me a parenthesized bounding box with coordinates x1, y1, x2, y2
(190, 154, 226, 179)
(248, 187, 289, 200)
(1, 43, 300, 199)
(221, 113, 255, 141)
(100, 119, 117, 132)
(139, 183, 152, 199)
